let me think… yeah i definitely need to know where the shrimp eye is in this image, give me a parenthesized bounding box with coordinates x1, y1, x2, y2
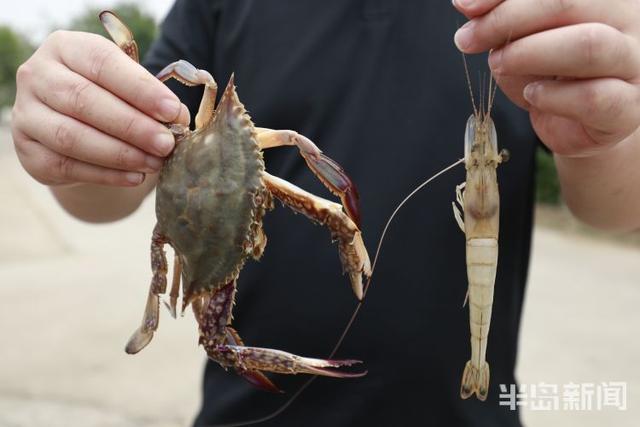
(487, 117, 498, 153)
(464, 115, 476, 162)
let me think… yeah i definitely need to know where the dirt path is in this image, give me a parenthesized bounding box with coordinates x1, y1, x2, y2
(519, 226, 639, 426)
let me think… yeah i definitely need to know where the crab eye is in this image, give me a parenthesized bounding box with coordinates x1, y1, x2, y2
(464, 115, 476, 162)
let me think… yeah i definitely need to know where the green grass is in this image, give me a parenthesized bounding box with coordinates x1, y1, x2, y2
(535, 147, 561, 205)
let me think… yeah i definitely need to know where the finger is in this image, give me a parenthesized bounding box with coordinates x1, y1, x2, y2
(49, 30, 182, 122)
(13, 95, 164, 173)
(31, 61, 175, 157)
(494, 74, 546, 109)
(452, 0, 505, 19)
(15, 133, 145, 187)
(176, 103, 191, 127)
(454, 0, 629, 53)
(524, 78, 640, 145)
(529, 111, 609, 157)
(489, 23, 640, 80)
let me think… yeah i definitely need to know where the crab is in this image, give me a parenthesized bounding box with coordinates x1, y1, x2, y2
(99, 11, 371, 391)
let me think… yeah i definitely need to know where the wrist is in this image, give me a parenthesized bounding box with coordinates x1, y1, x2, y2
(553, 127, 640, 231)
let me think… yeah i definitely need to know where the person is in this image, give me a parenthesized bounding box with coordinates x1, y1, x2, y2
(11, 0, 640, 425)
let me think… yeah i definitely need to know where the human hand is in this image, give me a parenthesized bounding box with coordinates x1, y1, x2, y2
(452, 0, 640, 157)
(11, 30, 189, 187)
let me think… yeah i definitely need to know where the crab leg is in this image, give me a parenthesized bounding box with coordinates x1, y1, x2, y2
(125, 224, 168, 354)
(165, 254, 182, 318)
(99, 11, 139, 62)
(262, 172, 371, 300)
(100, 11, 216, 130)
(156, 60, 218, 130)
(191, 295, 206, 324)
(199, 282, 365, 392)
(255, 129, 361, 227)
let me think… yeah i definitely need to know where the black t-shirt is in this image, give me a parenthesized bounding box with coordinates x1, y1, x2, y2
(144, 1, 537, 426)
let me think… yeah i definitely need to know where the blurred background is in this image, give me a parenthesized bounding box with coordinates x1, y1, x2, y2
(0, 2, 638, 426)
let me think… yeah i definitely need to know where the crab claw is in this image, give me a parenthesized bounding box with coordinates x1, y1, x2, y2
(220, 346, 367, 379)
(261, 172, 370, 300)
(292, 356, 366, 378)
(343, 231, 370, 301)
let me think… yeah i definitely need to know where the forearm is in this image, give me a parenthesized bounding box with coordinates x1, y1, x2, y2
(555, 129, 640, 232)
(50, 174, 158, 223)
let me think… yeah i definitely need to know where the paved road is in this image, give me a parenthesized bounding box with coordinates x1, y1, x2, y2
(0, 125, 201, 427)
(1, 124, 638, 426)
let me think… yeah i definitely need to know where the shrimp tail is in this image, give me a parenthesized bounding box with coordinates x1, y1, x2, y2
(460, 360, 490, 401)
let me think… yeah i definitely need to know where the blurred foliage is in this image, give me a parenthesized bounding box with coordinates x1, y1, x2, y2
(0, 26, 34, 107)
(0, 3, 156, 109)
(535, 146, 561, 205)
(68, 3, 157, 60)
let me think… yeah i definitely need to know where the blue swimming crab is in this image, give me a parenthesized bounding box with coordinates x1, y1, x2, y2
(100, 11, 371, 391)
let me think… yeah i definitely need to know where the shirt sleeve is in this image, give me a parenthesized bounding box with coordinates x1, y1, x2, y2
(142, 0, 221, 116)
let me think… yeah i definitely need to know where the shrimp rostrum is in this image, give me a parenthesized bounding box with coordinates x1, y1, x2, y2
(452, 77, 509, 401)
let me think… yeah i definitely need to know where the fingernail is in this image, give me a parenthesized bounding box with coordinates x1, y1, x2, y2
(454, 21, 475, 51)
(126, 172, 144, 185)
(488, 49, 503, 74)
(153, 131, 175, 156)
(158, 97, 180, 122)
(457, 0, 474, 7)
(145, 155, 164, 171)
(523, 82, 540, 104)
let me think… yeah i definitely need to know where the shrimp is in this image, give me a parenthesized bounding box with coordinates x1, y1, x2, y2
(452, 61, 509, 401)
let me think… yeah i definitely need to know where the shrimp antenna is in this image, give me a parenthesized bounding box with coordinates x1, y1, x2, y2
(204, 157, 466, 427)
(478, 71, 487, 119)
(479, 71, 485, 118)
(487, 29, 513, 118)
(462, 52, 478, 118)
(487, 54, 498, 118)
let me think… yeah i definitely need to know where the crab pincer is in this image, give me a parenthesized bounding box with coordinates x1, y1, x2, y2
(255, 129, 370, 299)
(218, 346, 365, 377)
(197, 282, 365, 392)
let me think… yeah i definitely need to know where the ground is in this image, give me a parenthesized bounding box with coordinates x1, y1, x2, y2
(0, 123, 638, 426)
